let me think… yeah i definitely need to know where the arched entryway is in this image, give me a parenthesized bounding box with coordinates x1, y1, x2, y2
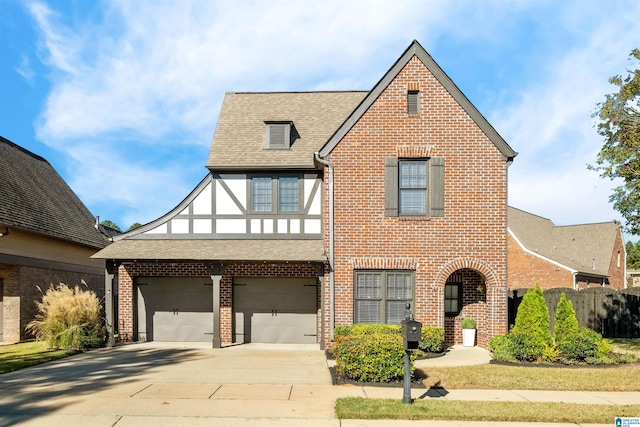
(442, 268, 487, 347)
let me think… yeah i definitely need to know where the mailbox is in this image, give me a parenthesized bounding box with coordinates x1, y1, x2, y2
(401, 318, 422, 350)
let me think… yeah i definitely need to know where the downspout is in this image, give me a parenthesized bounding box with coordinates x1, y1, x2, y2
(315, 152, 335, 341)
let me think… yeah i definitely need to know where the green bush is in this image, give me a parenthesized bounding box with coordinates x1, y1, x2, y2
(510, 285, 552, 361)
(508, 329, 549, 362)
(489, 334, 517, 363)
(554, 292, 579, 344)
(26, 283, 106, 350)
(557, 328, 611, 363)
(461, 318, 476, 329)
(334, 324, 400, 338)
(419, 326, 444, 353)
(334, 332, 415, 382)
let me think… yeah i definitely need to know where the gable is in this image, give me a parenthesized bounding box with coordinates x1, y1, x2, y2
(319, 40, 517, 160)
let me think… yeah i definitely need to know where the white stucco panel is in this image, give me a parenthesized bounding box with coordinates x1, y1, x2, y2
(222, 177, 247, 210)
(304, 219, 321, 234)
(216, 219, 246, 234)
(216, 181, 243, 215)
(193, 182, 212, 214)
(193, 219, 212, 234)
(171, 219, 189, 234)
(145, 223, 168, 234)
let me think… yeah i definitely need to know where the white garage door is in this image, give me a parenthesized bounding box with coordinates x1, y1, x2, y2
(233, 278, 318, 344)
(137, 277, 213, 342)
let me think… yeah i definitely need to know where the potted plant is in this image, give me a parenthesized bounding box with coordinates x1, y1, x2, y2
(461, 317, 476, 347)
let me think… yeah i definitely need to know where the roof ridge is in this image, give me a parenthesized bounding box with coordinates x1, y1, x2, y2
(226, 90, 369, 95)
(0, 135, 49, 164)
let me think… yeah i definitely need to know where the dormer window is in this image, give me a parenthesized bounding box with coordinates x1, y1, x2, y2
(266, 122, 291, 149)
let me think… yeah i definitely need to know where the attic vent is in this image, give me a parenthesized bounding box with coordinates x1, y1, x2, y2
(266, 123, 291, 149)
(407, 90, 419, 114)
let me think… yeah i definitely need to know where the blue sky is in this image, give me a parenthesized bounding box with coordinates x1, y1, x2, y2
(1, 0, 639, 241)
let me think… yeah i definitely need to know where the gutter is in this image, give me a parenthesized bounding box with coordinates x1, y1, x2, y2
(314, 152, 335, 341)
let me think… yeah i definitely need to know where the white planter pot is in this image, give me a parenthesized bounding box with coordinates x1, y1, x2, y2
(462, 328, 476, 347)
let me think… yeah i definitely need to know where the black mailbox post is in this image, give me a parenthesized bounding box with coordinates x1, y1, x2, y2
(401, 305, 422, 404)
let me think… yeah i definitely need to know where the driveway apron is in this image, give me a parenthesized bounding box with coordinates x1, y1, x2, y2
(0, 342, 337, 426)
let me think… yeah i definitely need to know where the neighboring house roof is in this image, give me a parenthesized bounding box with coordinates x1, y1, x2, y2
(92, 239, 325, 262)
(318, 40, 518, 160)
(508, 206, 620, 277)
(207, 91, 367, 169)
(0, 136, 108, 249)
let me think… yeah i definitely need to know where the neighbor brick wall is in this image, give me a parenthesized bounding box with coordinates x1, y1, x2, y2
(0, 263, 104, 343)
(606, 228, 626, 290)
(117, 262, 325, 344)
(507, 233, 575, 290)
(323, 56, 510, 349)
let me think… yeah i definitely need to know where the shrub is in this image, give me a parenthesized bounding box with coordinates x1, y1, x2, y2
(26, 282, 106, 350)
(461, 318, 476, 329)
(508, 329, 549, 362)
(510, 285, 552, 361)
(553, 292, 579, 344)
(556, 328, 610, 363)
(419, 326, 444, 353)
(334, 324, 400, 338)
(334, 332, 415, 382)
(489, 334, 517, 363)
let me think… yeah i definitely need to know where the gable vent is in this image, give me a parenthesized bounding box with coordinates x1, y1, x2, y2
(267, 123, 291, 149)
(407, 90, 419, 114)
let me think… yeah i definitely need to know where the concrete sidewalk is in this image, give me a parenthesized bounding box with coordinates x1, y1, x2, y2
(0, 343, 635, 427)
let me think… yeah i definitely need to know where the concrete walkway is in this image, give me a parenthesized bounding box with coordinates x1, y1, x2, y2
(0, 343, 635, 427)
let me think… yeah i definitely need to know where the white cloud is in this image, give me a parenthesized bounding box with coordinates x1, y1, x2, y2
(16, 55, 35, 83)
(24, 0, 640, 237)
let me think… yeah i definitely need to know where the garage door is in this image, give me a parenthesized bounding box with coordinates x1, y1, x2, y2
(233, 278, 317, 344)
(137, 277, 213, 342)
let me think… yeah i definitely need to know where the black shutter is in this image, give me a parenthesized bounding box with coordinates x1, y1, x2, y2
(429, 157, 444, 217)
(385, 157, 399, 217)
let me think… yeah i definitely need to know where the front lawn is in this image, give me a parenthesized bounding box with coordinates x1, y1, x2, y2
(0, 341, 78, 374)
(336, 398, 640, 423)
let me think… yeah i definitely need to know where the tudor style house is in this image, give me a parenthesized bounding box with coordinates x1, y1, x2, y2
(0, 136, 108, 343)
(94, 40, 517, 349)
(508, 206, 626, 291)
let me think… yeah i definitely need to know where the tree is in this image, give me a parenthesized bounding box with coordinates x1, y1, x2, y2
(510, 284, 553, 361)
(627, 240, 640, 269)
(127, 222, 143, 231)
(591, 48, 640, 235)
(100, 219, 121, 232)
(553, 292, 579, 344)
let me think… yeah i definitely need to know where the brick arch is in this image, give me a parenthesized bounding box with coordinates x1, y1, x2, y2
(435, 257, 498, 289)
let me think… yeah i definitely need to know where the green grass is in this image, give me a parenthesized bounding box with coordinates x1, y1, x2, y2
(336, 339, 640, 422)
(336, 398, 640, 423)
(0, 341, 78, 374)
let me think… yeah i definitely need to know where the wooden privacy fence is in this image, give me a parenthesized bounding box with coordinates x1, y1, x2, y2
(508, 287, 640, 338)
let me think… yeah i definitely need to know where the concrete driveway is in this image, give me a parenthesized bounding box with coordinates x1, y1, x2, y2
(0, 342, 341, 427)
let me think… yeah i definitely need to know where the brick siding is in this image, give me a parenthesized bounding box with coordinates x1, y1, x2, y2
(323, 56, 509, 349)
(117, 262, 325, 344)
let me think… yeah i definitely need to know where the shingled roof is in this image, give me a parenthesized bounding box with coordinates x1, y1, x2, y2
(0, 136, 108, 249)
(206, 91, 367, 169)
(508, 206, 620, 277)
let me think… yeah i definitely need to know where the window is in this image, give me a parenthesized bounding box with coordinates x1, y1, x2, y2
(444, 282, 461, 316)
(251, 177, 272, 212)
(407, 90, 419, 114)
(399, 160, 427, 215)
(278, 177, 298, 212)
(355, 271, 414, 324)
(266, 123, 291, 149)
(250, 176, 300, 213)
(385, 157, 444, 217)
